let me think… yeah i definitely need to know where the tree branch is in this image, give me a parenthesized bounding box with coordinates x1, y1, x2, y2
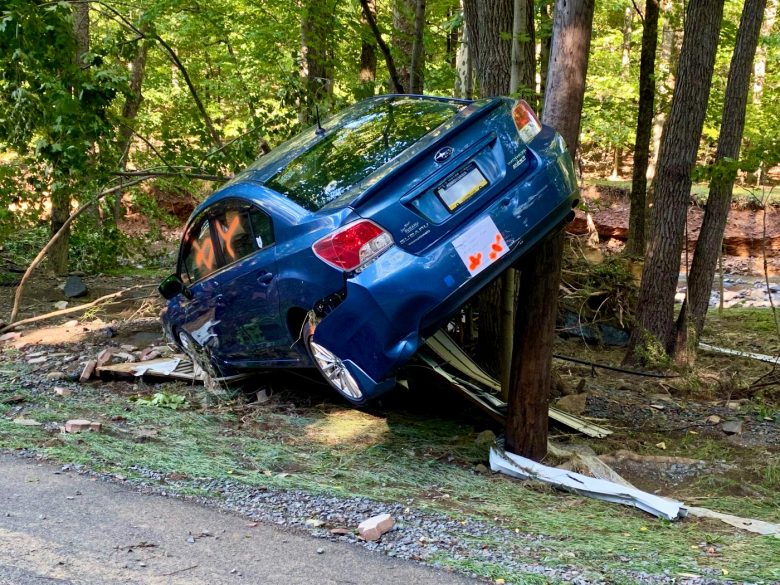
(8, 177, 146, 324)
(112, 171, 231, 181)
(359, 0, 405, 93)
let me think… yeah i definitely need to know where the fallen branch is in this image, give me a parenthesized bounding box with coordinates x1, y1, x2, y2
(112, 170, 230, 181)
(1, 284, 155, 334)
(7, 177, 146, 324)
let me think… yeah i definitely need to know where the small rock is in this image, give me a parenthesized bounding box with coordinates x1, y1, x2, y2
(28, 356, 48, 365)
(53, 301, 68, 310)
(46, 372, 66, 381)
(0, 332, 21, 343)
(63, 275, 88, 299)
(726, 401, 741, 411)
(186, 535, 195, 544)
(256, 389, 271, 404)
(721, 420, 743, 435)
(358, 513, 394, 541)
(474, 463, 489, 474)
(555, 392, 588, 416)
(79, 360, 97, 383)
(474, 430, 496, 446)
(706, 414, 721, 424)
(54, 387, 72, 397)
(330, 528, 351, 536)
(63, 320, 79, 328)
(305, 518, 325, 528)
(13, 418, 42, 426)
(316, 548, 324, 554)
(64, 419, 93, 433)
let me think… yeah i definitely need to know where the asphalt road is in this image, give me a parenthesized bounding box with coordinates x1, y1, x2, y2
(0, 455, 476, 585)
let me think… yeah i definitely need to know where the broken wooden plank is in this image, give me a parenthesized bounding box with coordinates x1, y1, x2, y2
(96, 355, 205, 382)
(417, 347, 613, 438)
(699, 342, 779, 365)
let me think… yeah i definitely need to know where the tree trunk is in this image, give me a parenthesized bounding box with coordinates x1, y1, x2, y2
(463, 0, 513, 96)
(751, 0, 776, 185)
(393, 0, 415, 92)
(510, 0, 535, 99)
(538, 0, 552, 109)
(115, 32, 150, 219)
(301, 0, 335, 123)
(454, 4, 474, 98)
(675, 0, 766, 358)
(50, 1, 91, 275)
(625, 0, 659, 257)
(647, 0, 682, 180)
(357, 0, 378, 99)
(506, 0, 594, 460)
(409, 0, 426, 93)
(626, 0, 724, 362)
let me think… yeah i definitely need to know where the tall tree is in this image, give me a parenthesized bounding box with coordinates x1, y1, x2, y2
(360, 0, 406, 92)
(463, 0, 513, 96)
(300, 0, 335, 123)
(627, 0, 725, 362)
(510, 0, 535, 100)
(409, 0, 427, 93)
(675, 0, 767, 358)
(356, 0, 378, 99)
(505, 0, 595, 460)
(625, 0, 660, 256)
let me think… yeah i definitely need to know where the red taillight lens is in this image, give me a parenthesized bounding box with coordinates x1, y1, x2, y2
(312, 220, 393, 271)
(512, 99, 542, 143)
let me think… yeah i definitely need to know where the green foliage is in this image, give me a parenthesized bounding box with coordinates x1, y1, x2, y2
(134, 391, 190, 410)
(632, 330, 673, 370)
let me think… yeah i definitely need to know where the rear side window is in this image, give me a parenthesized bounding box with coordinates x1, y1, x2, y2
(181, 204, 275, 284)
(265, 98, 463, 211)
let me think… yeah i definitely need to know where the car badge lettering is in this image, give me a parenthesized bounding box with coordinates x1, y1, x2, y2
(434, 146, 453, 164)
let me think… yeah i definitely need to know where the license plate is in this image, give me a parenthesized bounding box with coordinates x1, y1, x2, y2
(435, 162, 488, 212)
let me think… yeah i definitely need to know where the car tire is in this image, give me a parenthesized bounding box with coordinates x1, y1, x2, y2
(304, 323, 367, 405)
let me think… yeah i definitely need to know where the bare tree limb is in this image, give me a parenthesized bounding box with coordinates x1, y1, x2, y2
(112, 171, 230, 181)
(359, 0, 406, 93)
(1, 285, 155, 334)
(8, 178, 146, 324)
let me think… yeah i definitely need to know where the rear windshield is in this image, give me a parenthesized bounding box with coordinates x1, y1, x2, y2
(264, 98, 463, 211)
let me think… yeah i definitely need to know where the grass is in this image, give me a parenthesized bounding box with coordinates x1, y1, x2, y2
(2, 360, 780, 584)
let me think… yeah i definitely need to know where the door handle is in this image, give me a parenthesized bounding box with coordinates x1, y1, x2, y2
(257, 271, 274, 287)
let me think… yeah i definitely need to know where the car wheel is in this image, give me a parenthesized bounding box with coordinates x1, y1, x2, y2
(305, 326, 365, 404)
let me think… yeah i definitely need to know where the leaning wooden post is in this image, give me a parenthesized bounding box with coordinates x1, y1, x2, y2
(504, 0, 595, 459)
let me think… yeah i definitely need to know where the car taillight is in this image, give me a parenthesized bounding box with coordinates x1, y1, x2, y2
(512, 99, 542, 143)
(312, 220, 393, 271)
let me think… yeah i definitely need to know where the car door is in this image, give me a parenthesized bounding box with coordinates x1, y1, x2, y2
(207, 199, 288, 364)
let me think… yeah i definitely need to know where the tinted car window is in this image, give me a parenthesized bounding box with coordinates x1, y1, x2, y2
(212, 205, 275, 264)
(182, 220, 217, 284)
(264, 98, 462, 211)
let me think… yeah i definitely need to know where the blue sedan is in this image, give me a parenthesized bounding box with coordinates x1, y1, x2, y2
(159, 94, 578, 404)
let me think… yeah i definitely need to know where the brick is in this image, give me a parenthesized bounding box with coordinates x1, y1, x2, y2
(357, 513, 394, 541)
(64, 419, 93, 433)
(79, 359, 97, 383)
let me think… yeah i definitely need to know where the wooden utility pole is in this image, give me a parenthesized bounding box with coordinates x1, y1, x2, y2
(505, 0, 595, 460)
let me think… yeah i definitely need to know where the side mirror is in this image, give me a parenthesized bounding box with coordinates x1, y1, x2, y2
(158, 274, 190, 300)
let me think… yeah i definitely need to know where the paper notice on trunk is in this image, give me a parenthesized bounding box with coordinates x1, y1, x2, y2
(453, 216, 508, 276)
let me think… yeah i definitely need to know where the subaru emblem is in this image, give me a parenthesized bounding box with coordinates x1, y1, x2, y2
(434, 146, 453, 164)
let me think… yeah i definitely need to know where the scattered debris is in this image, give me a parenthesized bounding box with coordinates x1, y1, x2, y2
(54, 387, 72, 396)
(699, 342, 780, 365)
(63, 275, 88, 299)
(358, 513, 394, 541)
(555, 392, 588, 415)
(330, 527, 351, 535)
(97, 355, 205, 382)
(721, 420, 744, 435)
(489, 446, 687, 521)
(1, 394, 26, 405)
(64, 420, 101, 433)
(686, 506, 780, 538)
(53, 301, 69, 311)
(13, 418, 42, 426)
(79, 359, 97, 383)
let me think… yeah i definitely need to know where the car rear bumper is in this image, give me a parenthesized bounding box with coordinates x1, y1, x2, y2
(312, 137, 578, 399)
